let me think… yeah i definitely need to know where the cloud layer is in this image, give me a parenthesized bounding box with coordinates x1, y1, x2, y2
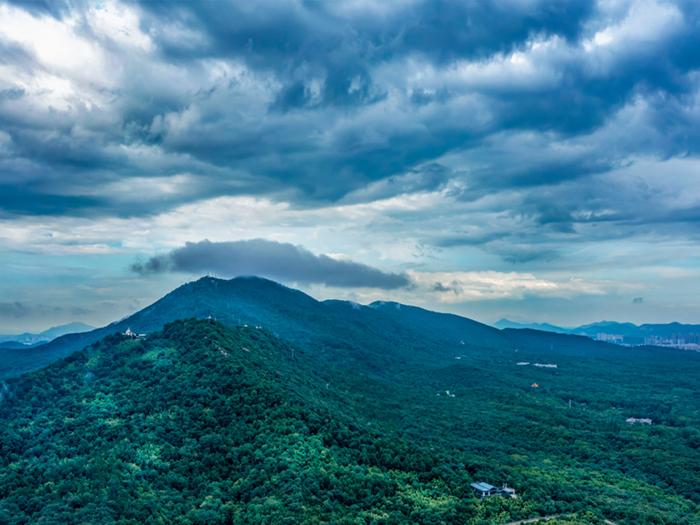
(131, 239, 410, 289)
(0, 0, 698, 226)
(1, 0, 700, 329)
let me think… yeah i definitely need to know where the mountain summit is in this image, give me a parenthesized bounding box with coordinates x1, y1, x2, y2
(0, 276, 508, 379)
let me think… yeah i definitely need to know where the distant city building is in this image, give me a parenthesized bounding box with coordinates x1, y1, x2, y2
(644, 335, 700, 350)
(595, 333, 624, 343)
(674, 343, 700, 351)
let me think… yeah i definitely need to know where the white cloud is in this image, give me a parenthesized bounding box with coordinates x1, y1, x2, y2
(585, 0, 683, 51)
(0, 4, 103, 74)
(88, 1, 154, 52)
(409, 270, 614, 302)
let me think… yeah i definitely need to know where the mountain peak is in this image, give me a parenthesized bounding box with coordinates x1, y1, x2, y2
(186, 274, 300, 291)
(369, 300, 402, 310)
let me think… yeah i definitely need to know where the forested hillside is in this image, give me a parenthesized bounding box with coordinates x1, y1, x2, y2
(1, 315, 698, 524)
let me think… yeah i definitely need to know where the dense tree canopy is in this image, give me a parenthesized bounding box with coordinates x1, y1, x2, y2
(0, 314, 698, 524)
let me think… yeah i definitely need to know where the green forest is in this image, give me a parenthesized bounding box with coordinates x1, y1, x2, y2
(1, 313, 698, 524)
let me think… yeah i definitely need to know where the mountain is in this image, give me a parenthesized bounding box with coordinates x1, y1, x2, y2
(3, 276, 694, 380)
(572, 320, 700, 343)
(0, 278, 699, 523)
(5, 277, 697, 382)
(493, 318, 571, 333)
(371, 301, 510, 349)
(495, 319, 700, 347)
(0, 341, 34, 350)
(0, 277, 508, 379)
(0, 322, 94, 346)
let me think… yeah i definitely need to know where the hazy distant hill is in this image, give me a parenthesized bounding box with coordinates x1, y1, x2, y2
(0, 322, 93, 346)
(572, 320, 700, 342)
(0, 341, 35, 350)
(496, 319, 700, 346)
(494, 319, 571, 333)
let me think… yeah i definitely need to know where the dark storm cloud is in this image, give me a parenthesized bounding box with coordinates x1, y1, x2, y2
(0, 186, 103, 216)
(3, 0, 72, 17)
(131, 239, 411, 289)
(0, 301, 89, 318)
(135, 0, 593, 65)
(1, 0, 699, 258)
(0, 302, 32, 318)
(435, 230, 561, 263)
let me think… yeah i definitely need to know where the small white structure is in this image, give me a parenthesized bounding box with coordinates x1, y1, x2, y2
(534, 363, 558, 368)
(501, 485, 517, 498)
(626, 417, 652, 425)
(123, 328, 145, 338)
(436, 390, 456, 398)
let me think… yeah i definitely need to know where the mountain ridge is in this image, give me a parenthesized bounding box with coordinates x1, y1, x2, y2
(495, 318, 700, 345)
(0, 276, 686, 380)
(493, 319, 570, 333)
(1, 276, 506, 379)
(1, 297, 698, 523)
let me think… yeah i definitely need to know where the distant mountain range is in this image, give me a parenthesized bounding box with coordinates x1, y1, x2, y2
(2, 281, 697, 380)
(495, 319, 700, 347)
(493, 319, 571, 333)
(0, 322, 94, 347)
(1, 275, 692, 383)
(0, 276, 620, 380)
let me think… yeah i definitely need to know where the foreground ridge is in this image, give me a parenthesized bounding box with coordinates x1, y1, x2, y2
(1, 317, 698, 524)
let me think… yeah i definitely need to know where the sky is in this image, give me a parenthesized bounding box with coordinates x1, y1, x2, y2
(1, 0, 699, 332)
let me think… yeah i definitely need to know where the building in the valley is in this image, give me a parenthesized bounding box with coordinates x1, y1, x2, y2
(470, 482, 517, 499)
(595, 333, 624, 344)
(471, 482, 497, 498)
